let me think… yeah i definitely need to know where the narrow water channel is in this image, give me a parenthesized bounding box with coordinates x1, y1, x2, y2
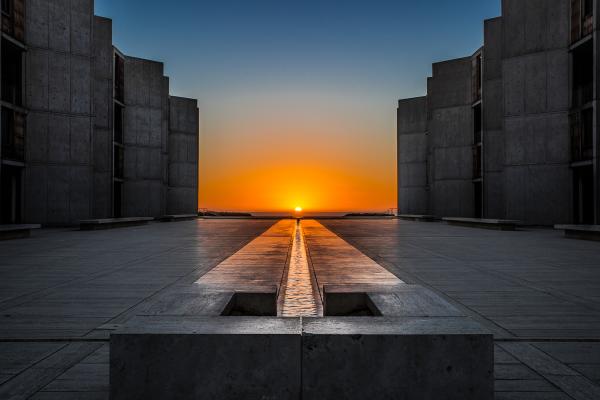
(280, 220, 321, 317)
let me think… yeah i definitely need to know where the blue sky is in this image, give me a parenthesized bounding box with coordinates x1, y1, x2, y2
(94, 0, 501, 211)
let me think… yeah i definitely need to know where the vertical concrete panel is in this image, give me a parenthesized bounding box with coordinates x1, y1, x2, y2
(46, 166, 70, 224)
(69, 166, 91, 221)
(25, 0, 49, 48)
(47, 115, 70, 163)
(71, 56, 91, 114)
(70, 116, 91, 164)
(48, 0, 70, 53)
(27, 112, 48, 163)
(26, 49, 49, 110)
(24, 166, 47, 224)
(48, 52, 70, 113)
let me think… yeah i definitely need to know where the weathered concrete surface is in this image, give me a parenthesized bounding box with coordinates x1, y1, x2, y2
(24, 0, 95, 225)
(427, 57, 474, 218)
(397, 96, 429, 215)
(167, 96, 199, 216)
(443, 217, 521, 231)
(302, 317, 493, 400)
(79, 217, 154, 230)
(1, 220, 600, 399)
(110, 317, 302, 400)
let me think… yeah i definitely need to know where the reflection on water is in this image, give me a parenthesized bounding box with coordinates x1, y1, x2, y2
(281, 221, 321, 317)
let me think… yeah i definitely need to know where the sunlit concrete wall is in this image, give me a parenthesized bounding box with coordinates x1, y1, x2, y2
(91, 16, 113, 219)
(24, 0, 94, 225)
(397, 97, 428, 215)
(427, 58, 475, 218)
(122, 57, 169, 218)
(500, 0, 571, 225)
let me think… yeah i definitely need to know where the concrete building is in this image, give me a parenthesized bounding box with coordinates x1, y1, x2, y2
(0, 0, 199, 225)
(397, 0, 599, 225)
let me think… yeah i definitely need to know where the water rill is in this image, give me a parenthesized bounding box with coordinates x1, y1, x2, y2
(280, 220, 322, 317)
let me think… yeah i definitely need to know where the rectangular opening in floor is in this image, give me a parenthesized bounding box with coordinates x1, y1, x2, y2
(324, 292, 382, 316)
(221, 292, 277, 316)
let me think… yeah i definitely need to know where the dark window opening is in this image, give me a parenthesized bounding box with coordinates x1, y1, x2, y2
(572, 0, 594, 42)
(1, 0, 11, 15)
(572, 40, 593, 108)
(570, 109, 594, 162)
(474, 181, 483, 219)
(0, 165, 23, 224)
(573, 166, 594, 224)
(473, 144, 482, 180)
(473, 103, 482, 144)
(472, 54, 482, 103)
(1, 107, 25, 161)
(1, 39, 23, 106)
(113, 181, 122, 218)
(114, 53, 125, 103)
(114, 103, 124, 144)
(113, 145, 124, 180)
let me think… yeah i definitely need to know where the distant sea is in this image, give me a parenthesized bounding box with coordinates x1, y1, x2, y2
(251, 212, 348, 218)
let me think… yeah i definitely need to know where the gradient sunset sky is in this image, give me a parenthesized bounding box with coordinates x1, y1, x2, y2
(95, 0, 500, 212)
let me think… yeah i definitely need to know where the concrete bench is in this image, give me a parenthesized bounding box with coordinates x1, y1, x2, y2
(0, 224, 41, 240)
(555, 225, 600, 242)
(80, 217, 154, 231)
(443, 217, 521, 231)
(398, 214, 439, 222)
(158, 214, 198, 222)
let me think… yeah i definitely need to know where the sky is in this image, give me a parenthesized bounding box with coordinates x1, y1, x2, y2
(95, 0, 501, 213)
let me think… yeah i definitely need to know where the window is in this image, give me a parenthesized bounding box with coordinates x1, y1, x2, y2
(114, 103, 124, 144)
(114, 53, 125, 103)
(1, 0, 11, 15)
(1, 39, 23, 106)
(584, 0, 593, 17)
(113, 145, 124, 180)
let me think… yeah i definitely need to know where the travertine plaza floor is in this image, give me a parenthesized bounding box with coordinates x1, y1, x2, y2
(1, 218, 599, 399)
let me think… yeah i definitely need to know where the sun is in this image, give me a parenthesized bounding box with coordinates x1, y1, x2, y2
(294, 206, 303, 213)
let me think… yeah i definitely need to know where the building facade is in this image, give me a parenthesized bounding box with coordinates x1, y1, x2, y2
(0, 0, 199, 225)
(398, 0, 599, 225)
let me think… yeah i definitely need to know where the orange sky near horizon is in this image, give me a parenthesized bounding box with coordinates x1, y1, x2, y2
(197, 86, 397, 213)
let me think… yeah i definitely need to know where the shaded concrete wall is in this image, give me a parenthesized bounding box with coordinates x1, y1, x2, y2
(24, 0, 94, 225)
(427, 58, 474, 218)
(167, 96, 199, 215)
(501, 0, 571, 225)
(122, 57, 167, 218)
(397, 97, 428, 214)
(482, 17, 505, 219)
(91, 16, 113, 218)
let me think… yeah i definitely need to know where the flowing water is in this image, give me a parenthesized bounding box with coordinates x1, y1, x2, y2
(280, 221, 321, 317)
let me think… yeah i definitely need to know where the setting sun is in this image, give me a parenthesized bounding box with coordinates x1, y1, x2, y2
(295, 207, 303, 213)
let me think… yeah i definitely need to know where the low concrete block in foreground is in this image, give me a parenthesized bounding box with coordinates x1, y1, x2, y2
(0, 224, 41, 240)
(302, 317, 493, 400)
(555, 225, 600, 242)
(443, 217, 521, 231)
(80, 217, 154, 230)
(111, 313, 493, 399)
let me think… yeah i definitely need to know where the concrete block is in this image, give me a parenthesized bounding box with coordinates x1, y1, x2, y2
(69, 166, 91, 221)
(484, 171, 505, 219)
(46, 166, 70, 225)
(547, 49, 570, 112)
(431, 180, 474, 218)
(26, 49, 49, 110)
(123, 147, 138, 180)
(70, 116, 91, 164)
(92, 17, 113, 79)
(70, 8, 91, 56)
(483, 129, 504, 172)
(48, 50, 70, 113)
(545, 113, 570, 164)
(48, 0, 70, 52)
(503, 57, 525, 116)
(71, 56, 91, 114)
(524, 53, 548, 114)
(48, 115, 70, 163)
(398, 187, 428, 215)
(149, 109, 162, 147)
(135, 108, 151, 146)
(110, 317, 302, 400)
(368, 286, 464, 317)
(398, 133, 427, 163)
(123, 108, 137, 145)
(25, 0, 49, 48)
(430, 106, 472, 148)
(93, 128, 111, 172)
(93, 78, 112, 129)
(482, 79, 503, 130)
(136, 148, 161, 180)
(26, 112, 48, 163)
(399, 163, 427, 188)
(433, 146, 472, 181)
(167, 188, 197, 215)
(397, 97, 427, 134)
(546, 0, 570, 49)
(93, 172, 111, 218)
(302, 317, 493, 400)
(24, 165, 47, 224)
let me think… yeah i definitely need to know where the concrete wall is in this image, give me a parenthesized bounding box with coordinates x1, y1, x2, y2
(91, 16, 113, 219)
(427, 58, 475, 218)
(24, 0, 94, 225)
(397, 97, 428, 215)
(482, 17, 506, 219)
(501, 0, 571, 225)
(167, 96, 199, 215)
(122, 57, 168, 218)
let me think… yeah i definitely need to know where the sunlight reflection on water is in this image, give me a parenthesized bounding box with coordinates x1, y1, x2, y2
(281, 221, 320, 317)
